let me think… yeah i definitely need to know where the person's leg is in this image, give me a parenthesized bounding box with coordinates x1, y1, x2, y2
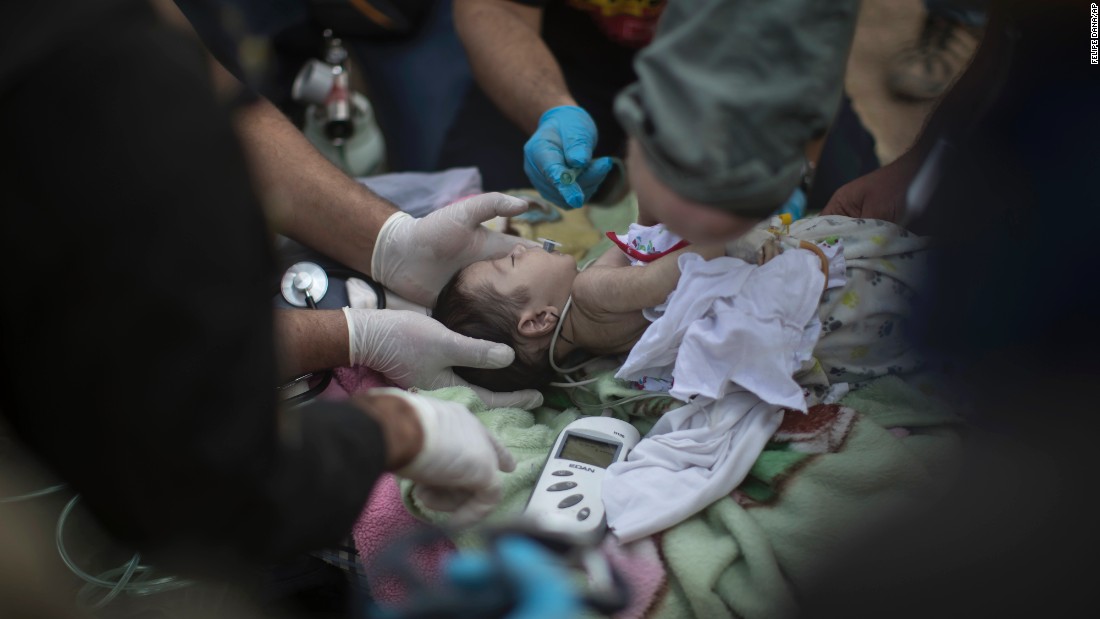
(436, 84, 532, 191)
(887, 0, 987, 101)
(350, 0, 473, 172)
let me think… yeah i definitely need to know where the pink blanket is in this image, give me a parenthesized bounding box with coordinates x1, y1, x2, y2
(318, 365, 459, 604)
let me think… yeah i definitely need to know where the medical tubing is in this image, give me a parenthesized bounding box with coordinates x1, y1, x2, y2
(547, 375, 602, 388)
(570, 390, 671, 412)
(283, 370, 333, 408)
(0, 483, 67, 503)
(547, 253, 610, 378)
(547, 296, 606, 377)
(80, 554, 141, 609)
(56, 495, 193, 605)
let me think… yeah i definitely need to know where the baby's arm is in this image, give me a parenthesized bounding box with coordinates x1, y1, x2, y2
(575, 243, 724, 314)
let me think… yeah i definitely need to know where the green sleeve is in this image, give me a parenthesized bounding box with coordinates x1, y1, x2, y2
(615, 0, 861, 218)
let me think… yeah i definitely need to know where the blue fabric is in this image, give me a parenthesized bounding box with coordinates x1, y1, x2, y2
(348, 0, 472, 171)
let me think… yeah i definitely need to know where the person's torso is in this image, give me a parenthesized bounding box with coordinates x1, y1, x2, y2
(557, 0, 667, 49)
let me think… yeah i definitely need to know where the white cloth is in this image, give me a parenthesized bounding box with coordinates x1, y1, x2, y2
(357, 167, 482, 218)
(818, 239, 848, 290)
(620, 251, 824, 411)
(611, 222, 687, 266)
(605, 250, 825, 542)
(603, 396, 784, 543)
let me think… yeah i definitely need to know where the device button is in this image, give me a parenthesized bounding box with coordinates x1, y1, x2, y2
(547, 481, 577, 491)
(577, 508, 591, 521)
(557, 494, 583, 508)
(551, 470, 574, 476)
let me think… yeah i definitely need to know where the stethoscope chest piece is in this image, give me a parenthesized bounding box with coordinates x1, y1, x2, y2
(281, 261, 329, 307)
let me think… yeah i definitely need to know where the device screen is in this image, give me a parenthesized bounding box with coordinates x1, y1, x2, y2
(557, 433, 619, 468)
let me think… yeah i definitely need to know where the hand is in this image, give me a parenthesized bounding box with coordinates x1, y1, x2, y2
(820, 150, 922, 222)
(375, 388, 517, 526)
(344, 308, 544, 410)
(523, 106, 613, 209)
(371, 192, 540, 308)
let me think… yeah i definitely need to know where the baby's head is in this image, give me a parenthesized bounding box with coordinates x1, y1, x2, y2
(433, 244, 578, 392)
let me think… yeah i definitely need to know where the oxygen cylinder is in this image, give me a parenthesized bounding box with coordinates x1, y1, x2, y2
(292, 30, 386, 176)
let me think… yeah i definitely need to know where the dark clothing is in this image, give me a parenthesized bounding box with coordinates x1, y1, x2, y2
(799, 2, 1098, 616)
(925, 0, 987, 27)
(437, 43, 634, 191)
(513, 0, 664, 49)
(0, 0, 382, 571)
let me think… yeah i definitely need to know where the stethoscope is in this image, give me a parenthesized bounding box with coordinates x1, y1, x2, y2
(280, 261, 330, 309)
(276, 261, 386, 406)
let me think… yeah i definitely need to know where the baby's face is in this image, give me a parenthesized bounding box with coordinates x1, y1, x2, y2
(463, 243, 577, 307)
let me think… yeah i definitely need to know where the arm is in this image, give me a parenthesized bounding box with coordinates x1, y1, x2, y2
(158, 0, 398, 274)
(2, 5, 516, 564)
(616, 0, 861, 219)
(575, 245, 725, 314)
(273, 309, 349, 381)
(455, 0, 612, 209)
(233, 98, 397, 275)
(166, 0, 543, 406)
(0, 9, 390, 562)
(455, 0, 572, 133)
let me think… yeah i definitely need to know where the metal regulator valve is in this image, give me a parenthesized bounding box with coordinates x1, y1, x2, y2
(291, 29, 386, 176)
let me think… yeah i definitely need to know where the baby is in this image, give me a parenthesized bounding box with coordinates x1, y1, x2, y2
(433, 216, 929, 393)
(432, 230, 724, 391)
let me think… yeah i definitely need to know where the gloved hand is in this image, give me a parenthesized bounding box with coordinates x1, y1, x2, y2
(523, 106, 614, 209)
(371, 192, 540, 308)
(343, 307, 544, 410)
(444, 535, 584, 619)
(373, 387, 517, 526)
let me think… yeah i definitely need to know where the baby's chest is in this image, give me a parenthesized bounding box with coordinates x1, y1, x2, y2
(573, 302, 651, 356)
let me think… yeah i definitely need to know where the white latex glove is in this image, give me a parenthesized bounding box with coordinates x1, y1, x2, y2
(373, 387, 517, 526)
(370, 192, 541, 308)
(343, 307, 544, 410)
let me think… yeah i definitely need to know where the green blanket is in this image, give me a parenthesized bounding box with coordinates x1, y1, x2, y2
(402, 374, 964, 618)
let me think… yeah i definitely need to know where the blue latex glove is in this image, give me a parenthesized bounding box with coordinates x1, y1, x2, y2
(523, 105, 614, 209)
(444, 536, 584, 619)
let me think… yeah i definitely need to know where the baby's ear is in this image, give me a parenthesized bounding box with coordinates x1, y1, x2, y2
(517, 306, 559, 338)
